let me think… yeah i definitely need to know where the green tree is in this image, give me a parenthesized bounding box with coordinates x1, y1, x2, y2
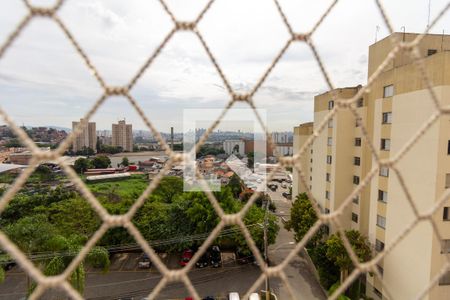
(309, 242, 340, 289)
(92, 155, 111, 169)
(285, 193, 325, 248)
(228, 174, 243, 198)
(121, 157, 129, 167)
(74, 158, 91, 174)
(326, 230, 372, 283)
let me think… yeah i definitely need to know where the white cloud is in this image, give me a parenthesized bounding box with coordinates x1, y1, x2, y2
(0, 0, 449, 131)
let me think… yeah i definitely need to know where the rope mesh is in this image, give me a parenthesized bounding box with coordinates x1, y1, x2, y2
(0, 0, 449, 299)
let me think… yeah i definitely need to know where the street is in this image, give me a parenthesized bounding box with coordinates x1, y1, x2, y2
(0, 184, 326, 300)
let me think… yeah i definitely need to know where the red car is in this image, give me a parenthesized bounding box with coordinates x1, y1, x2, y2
(179, 249, 194, 266)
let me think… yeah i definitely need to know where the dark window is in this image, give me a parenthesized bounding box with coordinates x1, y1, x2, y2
(310, 158, 313, 163)
(446, 174, 450, 189)
(374, 288, 383, 298)
(311, 148, 313, 154)
(328, 100, 334, 110)
(324, 208, 330, 214)
(381, 139, 391, 151)
(354, 157, 361, 166)
(353, 176, 360, 185)
(375, 239, 385, 252)
(447, 140, 450, 155)
(441, 239, 450, 254)
(326, 173, 331, 182)
(444, 207, 450, 221)
(355, 138, 361, 147)
(327, 155, 332, 164)
(309, 176, 312, 181)
(378, 190, 388, 203)
(353, 196, 359, 204)
(355, 118, 362, 127)
(352, 213, 358, 223)
(439, 270, 450, 285)
(325, 191, 330, 199)
(357, 98, 364, 107)
(377, 265, 384, 276)
(428, 49, 437, 56)
(382, 112, 392, 124)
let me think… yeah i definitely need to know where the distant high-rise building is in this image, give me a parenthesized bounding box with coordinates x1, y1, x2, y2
(112, 120, 133, 152)
(72, 119, 96, 153)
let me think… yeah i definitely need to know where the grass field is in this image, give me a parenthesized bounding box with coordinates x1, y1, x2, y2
(86, 174, 149, 202)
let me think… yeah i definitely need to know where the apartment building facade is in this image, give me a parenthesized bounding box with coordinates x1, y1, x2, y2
(112, 120, 133, 152)
(293, 32, 450, 300)
(292, 122, 313, 198)
(72, 118, 96, 153)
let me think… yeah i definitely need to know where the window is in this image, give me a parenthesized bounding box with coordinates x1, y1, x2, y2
(379, 166, 389, 177)
(382, 112, 392, 124)
(309, 176, 312, 181)
(448, 140, 450, 155)
(355, 138, 361, 147)
(441, 239, 450, 253)
(353, 196, 359, 204)
(328, 119, 333, 128)
(353, 176, 360, 185)
(377, 215, 386, 229)
(355, 118, 362, 127)
(310, 167, 312, 172)
(444, 207, 450, 221)
(327, 155, 332, 164)
(352, 213, 358, 223)
(325, 191, 330, 199)
(381, 138, 391, 151)
(428, 49, 437, 56)
(324, 208, 330, 214)
(374, 288, 383, 298)
(377, 265, 384, 277)
(327, 137, 332, 146)
(439, 270, 450, 285)
(357, 98, 364, 107)
(326, 173, 331, 182)
(354, 157, 361, 166)
(311, 148, 313, 154)
(328, 100, 334, 110)
(378, 190, 388, 203)
(383, 84, 394, 97)
(446, 174, 450, 189)
(310, 158, 313, 163)
(375, 239, 385, 252)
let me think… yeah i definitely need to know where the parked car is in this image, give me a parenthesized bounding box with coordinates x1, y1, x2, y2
(196, 252, 210, 268)
(235, 251, 255, 265)
(228, 292, 240, 300)
(282, 192, 291, 199)
(138, 253, 151, 269)
(249, 293, 260, 300)
(210, 246, 221, 268)
(179, 249, 194, 267)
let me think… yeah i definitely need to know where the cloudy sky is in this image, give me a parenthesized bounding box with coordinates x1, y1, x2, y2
(0, 0, 449, 133)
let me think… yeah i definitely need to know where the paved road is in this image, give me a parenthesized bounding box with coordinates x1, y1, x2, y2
(0, 185, 326, 300)
(267, 185, 326, 300)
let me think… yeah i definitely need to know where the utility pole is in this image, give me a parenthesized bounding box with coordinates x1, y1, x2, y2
(263, 196, 270, 300)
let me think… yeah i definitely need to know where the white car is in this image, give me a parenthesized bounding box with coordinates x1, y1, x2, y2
(249, 293, 260, 300)
(229, 292, 240, 300)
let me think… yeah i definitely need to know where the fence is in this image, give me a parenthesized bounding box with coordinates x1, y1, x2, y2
(0, 0, 449, 299)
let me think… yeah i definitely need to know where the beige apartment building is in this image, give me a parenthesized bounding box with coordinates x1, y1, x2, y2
(72, 119, 96, 153)
(112, 120, 133, 152)
(293, 32, 450, 300)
